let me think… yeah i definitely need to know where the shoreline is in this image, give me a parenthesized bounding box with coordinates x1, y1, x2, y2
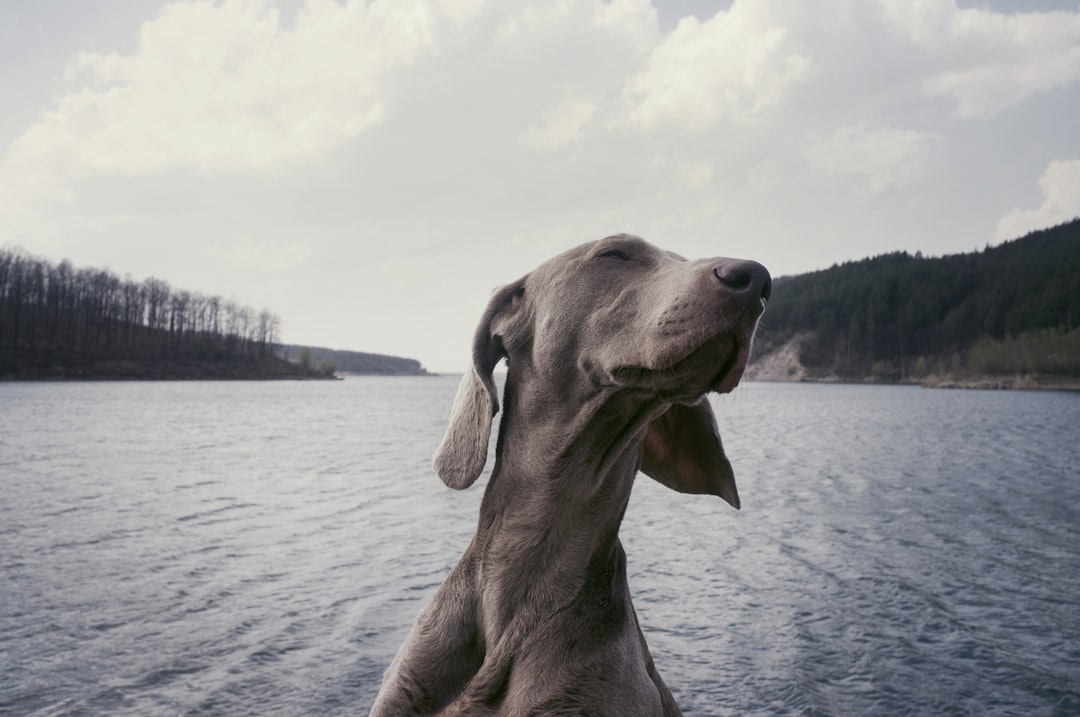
(0, 359, 339, 382)
(747, 374, 1080, 392)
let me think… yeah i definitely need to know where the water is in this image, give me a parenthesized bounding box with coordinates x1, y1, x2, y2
(2, 378, 1079, 716)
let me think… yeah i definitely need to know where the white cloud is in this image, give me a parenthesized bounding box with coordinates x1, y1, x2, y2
(7, 0, 1076, 198)
(674, 160, 714, 191)
(803, 124, 936, 198)
(620, 0, 1080, 130)
(592, 0, 658, 46)
(5, 0, 439, 180)
(520, 98, 595, 150)
(882, 0, 1080, 117)
(625, 2, 811, 128)
(208, 237, 312, 275)
(995, 160, 1080, 241)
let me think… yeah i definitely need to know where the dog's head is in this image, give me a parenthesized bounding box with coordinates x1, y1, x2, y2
(433, 234, 770, 508)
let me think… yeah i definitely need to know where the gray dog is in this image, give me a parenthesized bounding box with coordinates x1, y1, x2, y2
(371, 234, 771, 716)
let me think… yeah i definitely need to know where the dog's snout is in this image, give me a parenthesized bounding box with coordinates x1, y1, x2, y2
(713, 260, 772, 303)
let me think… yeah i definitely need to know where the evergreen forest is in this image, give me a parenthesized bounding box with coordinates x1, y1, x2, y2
(751, 218, 1080, 385)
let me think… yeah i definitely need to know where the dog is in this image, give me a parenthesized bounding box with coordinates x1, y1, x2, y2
(371, 234, 771, 715)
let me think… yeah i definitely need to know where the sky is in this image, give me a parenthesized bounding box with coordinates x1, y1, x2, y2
(2, 0, 1079, 373)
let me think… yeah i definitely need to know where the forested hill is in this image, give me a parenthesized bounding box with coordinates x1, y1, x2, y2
(0, 248, 330, 380)
(278, 345, 430, 375)
(747, 218, 1080, 387)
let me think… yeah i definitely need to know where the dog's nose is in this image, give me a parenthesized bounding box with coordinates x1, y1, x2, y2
(713, 259, 772, 303)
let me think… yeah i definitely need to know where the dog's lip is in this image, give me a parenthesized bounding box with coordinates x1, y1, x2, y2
(608, 331, 748, 395)
(711, 341, 749, 394)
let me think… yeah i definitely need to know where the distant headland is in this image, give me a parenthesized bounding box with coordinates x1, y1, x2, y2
(277, 344, 431, 377)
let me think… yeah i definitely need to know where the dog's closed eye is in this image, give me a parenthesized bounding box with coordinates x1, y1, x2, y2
(598, 249, 632, 261)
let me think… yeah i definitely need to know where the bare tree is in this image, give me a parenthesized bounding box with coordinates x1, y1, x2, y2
(0, 246, 287, 376)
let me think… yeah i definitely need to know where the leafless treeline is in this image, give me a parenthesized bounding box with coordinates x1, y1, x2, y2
(0, 247, 281, 374)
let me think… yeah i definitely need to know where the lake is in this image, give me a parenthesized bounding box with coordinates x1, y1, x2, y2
(2, 378, 1079, 715)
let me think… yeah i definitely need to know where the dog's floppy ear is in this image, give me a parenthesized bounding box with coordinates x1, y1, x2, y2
(433, 278, 525, 489)
(640, 397, 741, 509)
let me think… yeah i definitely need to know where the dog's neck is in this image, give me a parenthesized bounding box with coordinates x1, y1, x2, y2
(470, 365, 660, 635)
